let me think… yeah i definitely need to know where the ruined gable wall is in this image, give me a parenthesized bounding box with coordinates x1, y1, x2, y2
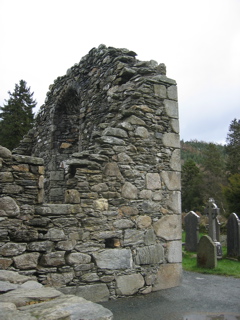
(1, 45, 182, 300)
(15, 45, 180, 204)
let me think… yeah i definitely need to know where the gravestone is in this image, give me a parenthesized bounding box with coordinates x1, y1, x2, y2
(227, 213, 240, 258)
(204, 198, 222, 259)
(197, 235, 217, 268)
(184, 211, 200, 252)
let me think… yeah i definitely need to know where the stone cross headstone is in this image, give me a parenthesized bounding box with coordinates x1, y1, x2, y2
(197, 235, 217, 268)
(204, 198, 222, 259)
(184, 211, 200, 252)
(227, 212, 240, 258)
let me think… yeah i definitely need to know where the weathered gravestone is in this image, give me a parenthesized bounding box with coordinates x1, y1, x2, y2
(197, 235, 217, 268)
(227, 213, 240, 259)
(204, 198, 222, 259)
(184, 211, 200, 252)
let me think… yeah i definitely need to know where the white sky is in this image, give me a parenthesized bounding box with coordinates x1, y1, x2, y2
(1, 0, 240, 144)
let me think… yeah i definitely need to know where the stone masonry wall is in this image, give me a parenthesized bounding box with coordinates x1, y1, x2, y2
(0, 146, 44, 268)
(0, 45, 182, 301)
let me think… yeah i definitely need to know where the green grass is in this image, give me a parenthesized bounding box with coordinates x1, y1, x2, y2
(182, 241, 240, 278)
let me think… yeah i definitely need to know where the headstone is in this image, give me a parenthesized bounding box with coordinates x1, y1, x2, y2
(197, 235, 217, 268)
(184, 211, 200, 252)
(227, 213, 240, 258)
(204, 198, 222, 259)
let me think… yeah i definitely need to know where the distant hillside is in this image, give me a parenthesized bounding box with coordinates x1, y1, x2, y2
(181, 140, 227, 166)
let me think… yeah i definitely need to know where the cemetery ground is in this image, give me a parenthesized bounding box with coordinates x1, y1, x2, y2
(101, 270, 240, 320)
(182, 231, 240, 277)
(101, 233, 240, 319)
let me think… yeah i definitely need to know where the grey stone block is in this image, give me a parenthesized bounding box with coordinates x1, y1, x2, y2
(93, 249, 133, 269)
(74, 283, 110, 302)
(135, 244, 164, 265)
(116, 273, 144, 295)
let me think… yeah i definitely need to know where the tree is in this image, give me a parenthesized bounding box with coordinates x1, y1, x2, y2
(202, 143, 225, 177)
(226, 118, 240, 175)
(0, 80, 36, 150)
(181, 159, 204, 213)
(222, 173, 240, 217)
(201, 143, 227, 212)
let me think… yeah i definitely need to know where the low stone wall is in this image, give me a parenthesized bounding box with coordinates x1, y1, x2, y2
(0, 146, 182, 300)
(0, 147, 44, 270)
(0, 45, 182, 301)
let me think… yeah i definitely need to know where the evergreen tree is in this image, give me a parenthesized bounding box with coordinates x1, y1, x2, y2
(202, 143, 225, 176)
(181, 159, 204, 213)
(201, 143, 227, 213)
(226, 118, 240, 175)
(221, 119, 240, 216)
(222, 173, 240, 217)
(0, 80, 36, 150)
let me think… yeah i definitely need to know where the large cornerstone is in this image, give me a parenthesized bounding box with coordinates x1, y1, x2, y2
(0, 45, 182, 301)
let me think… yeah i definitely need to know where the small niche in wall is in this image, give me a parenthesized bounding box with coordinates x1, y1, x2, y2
(68, 165, 76, 178)
(105, 238, 121, 248)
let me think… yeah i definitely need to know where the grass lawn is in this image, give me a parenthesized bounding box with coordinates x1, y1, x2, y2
(182, 233, 240, 278)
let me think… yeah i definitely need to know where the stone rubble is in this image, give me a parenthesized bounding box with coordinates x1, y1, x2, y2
(0, 270, 113, 320)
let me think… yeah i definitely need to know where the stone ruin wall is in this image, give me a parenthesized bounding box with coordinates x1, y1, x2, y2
(0, 45, 182, 301)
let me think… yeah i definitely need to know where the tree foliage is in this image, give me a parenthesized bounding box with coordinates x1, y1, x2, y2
(222, 118, 240, 216)
(0, 80, 36, 150)
(181, 140, 227, 213)
(226, 118, 240, 175)
(181, 119, 240, 216)
(181, 159, 204, 213)
(222, 174, 240, 217)
(181, 139, 226, 166)
(202, 143, 225, 176)
(201, 143, 227, 212)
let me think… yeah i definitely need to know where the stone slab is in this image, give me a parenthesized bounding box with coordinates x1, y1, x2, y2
(115, 273, 144, 295)
(135, 244, 164, 265)
(152, 263, 182, 291)
(167, 191, 181, 213)
(123, 229, 145, 246)
(60, 283, 110, 302)
(76, 283, 110, 302)
(0, 146, 12, 158)
(13, 155, 44, 165)
(167, 85, 178, 100)
(167, 241, 182, 263)
(93, 249, 133, 269)
(0, 197, 20, 217)
(2, 295, 113, 320)
(13, 252, 40, 269)
(0, 287, 63, 307)
(164, 99, 178, 118)
(0, 281, 18, 293)
(161, 171, 181, 191)
(153, 215, 182, 240)
(170, 149, 181, 171)
(162, 133, 180, 148)
(146, 173, 161, 190)
(0, 270, 36, 284)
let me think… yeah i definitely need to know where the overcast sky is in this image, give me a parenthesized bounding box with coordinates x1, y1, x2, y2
(1, 0, 240, 144)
